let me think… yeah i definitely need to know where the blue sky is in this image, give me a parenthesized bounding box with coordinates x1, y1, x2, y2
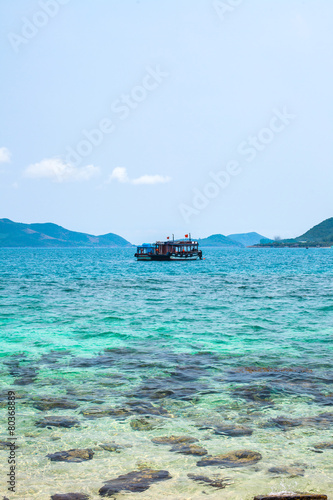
(1, 0, 333, 243)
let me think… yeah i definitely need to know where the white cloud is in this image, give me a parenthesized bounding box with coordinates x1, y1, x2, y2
(108, 167, 171, 185)
(132, 174, 171, 185)
(0, 147, 11, 163)
(24, 158, 100, 183)
(109, 167, 130, 183)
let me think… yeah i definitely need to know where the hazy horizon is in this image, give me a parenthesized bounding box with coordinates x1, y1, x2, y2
(1, 0, 333, 242)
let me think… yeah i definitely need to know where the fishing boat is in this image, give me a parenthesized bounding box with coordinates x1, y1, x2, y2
(135, 234, 203, 261)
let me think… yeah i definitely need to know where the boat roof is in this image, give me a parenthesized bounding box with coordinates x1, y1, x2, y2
(137, 239, 199, 247)
(156, 240, 198, 244)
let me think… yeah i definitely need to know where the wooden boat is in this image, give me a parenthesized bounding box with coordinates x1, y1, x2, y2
(135, 235, 202, 261)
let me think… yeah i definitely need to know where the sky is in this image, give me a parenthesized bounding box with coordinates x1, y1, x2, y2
(1, 0, 333, 244)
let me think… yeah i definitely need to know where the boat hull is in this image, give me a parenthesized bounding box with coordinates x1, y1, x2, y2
(136, 254, 200, 261)
(169, 255, 199, 261)
(136, 254, 170, 261)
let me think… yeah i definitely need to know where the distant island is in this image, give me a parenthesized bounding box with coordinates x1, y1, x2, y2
(0, 219, 133, 248)
(254, 217, 333, 248)
(198, 232, 270, 248)
(198, 234, 242, 248)
(1, 217, 332, 248)
(227, 232, 270, 247)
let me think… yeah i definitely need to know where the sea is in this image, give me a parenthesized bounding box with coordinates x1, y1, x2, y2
(0, 247, 332, 499)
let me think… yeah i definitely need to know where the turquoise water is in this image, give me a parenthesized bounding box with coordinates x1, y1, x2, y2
(0, 248, 332, 499)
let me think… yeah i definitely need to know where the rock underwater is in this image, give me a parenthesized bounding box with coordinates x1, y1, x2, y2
(47, 449, 94, 463)
(197, 449, 262, 468)
(99, 469, 172, 496)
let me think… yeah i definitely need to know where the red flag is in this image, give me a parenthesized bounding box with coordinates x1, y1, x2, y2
(185, 234, 188, 238)
(167, 236, 169, 239)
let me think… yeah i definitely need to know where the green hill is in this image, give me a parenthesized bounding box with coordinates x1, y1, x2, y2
(296, 217, 333, 243)
(227, 232, 270, 247)
(0, 219, 133, 248)
(198, 234, 243, 247)
(254, 217, 333, 247)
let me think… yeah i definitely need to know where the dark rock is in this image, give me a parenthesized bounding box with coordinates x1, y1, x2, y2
(264, 416, 303, 430)
(66, 388, 106, 403)
(99, 443, 131, 452)
(170, 444, 207, 456)
(3, 353, 27, 365)
(104, 347, 136, 355)
(0, 391, 25, 401)
(132, 376, 210, 402)
(201, 422, 253, 436)
(187, 473, 230, 489)
(108, 407, 134, 418)
(130, 417, 164, 431)
(124, 400, 171, 417)
(264, 413, 333, 431)
(37, 378, 67, 387)
(81, 407, 119, 419)
(313, 441, 333, 450)
(226, 366, 315, 386)
(68, 357, 99, 368)
(33, 397, 79, 411)
(151, 435, 198, 445)
(14, 376, 37, 385)
(197, 449, 262, 468)
(216, 425, 253, 436)
(168, 365, 208, 382)
(0, 441, 19, 450)
(253, 494, 327, 500)
(268, 466, 305, 477)
(47, 449, 94, 463)
(98, 375, 127, 388)
(305, 413, 333, 428)
(9, 365, 38, 378)
(166, 386, 200, 401)
(69, 351, 137, 368)
(232, 385, 274, 404)
(99, 468, 171, 496)
(312, 392, 333, 406)
(51, 494, 89, 500)
(36, 416, 80, 428)
(81, 401, 171, 420)
(39, 349, 71, 365)
(136, 388, 175, 400)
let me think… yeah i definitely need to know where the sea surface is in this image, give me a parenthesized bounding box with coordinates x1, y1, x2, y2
(0, 248, 332, 499)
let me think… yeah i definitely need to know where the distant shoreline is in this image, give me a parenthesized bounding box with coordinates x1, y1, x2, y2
(252, 244, 333, 249)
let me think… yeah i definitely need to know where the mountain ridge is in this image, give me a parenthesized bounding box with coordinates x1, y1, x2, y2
(2, 217, 332, 248)
(198, 234, 243, 248)
(296, 217, 333, 243)
(255, 217, 333, 247)
(0, 219, 133, 248)
(227, 232, 270, 247)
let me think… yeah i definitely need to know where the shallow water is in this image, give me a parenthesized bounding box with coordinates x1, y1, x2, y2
(0, 248, 332, 499)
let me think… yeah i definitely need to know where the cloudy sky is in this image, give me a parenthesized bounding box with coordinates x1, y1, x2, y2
(1, 0, 333, 243)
